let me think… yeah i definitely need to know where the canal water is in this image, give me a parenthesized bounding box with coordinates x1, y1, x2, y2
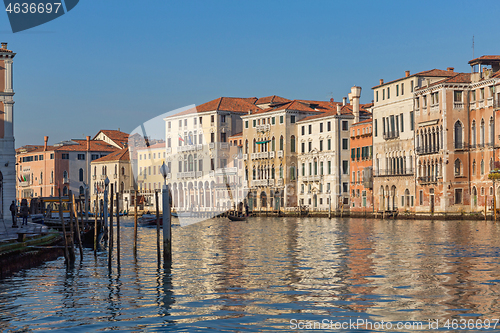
(1, 217, 500, 332)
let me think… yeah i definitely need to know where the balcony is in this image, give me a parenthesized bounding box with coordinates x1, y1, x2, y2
(243, 154, 248, 161)
(113, 173, 118, 179)
(167, 173, 172, 179)
(215, 167, 237, 174)
(454, 101, 464, 109)
(418, 176, 438, 184)
(220, 142, 229, 150)
(19, 181, 29, 187)
(277, 150, 284, 158)
(92, 175, 96, 180)
(209, 142, 215, 149)
(454, 142, 468, 151)
(63, 177, 69, 184)
(277, 178, 284, 186)
(251, 179, 269, 187)
(196, 171, 203, 178)
(256, 124, 271, 132)
(303, 175, 321, 182)
(430, 104, 439, 112)
(100, 175, 107, 180)
(166, 147, 172, 154)
(416, 145, 440, 155)
(373, 168, 414, 177)
(260, 152, 269, 159)
(487, 97, 494, 107)
(177, 171, 195, 179)
(478, 100, 485, 108)
(269, 151, 275, 158)
(383, 130, 399, 140)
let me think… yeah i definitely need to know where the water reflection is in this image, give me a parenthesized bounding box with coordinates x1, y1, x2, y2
(1, 217, 500, 331)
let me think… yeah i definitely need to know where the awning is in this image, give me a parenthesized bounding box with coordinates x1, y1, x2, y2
(256, 140, 271, 144)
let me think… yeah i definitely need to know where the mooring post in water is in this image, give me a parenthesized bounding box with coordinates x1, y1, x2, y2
(59, 188, 70, 265)
(485, 195, 488, 221)
(94, 194, 98, 254)
(162, 184, 172, 262)
(67, 191, 76, 264)
(116, 191, 120, 263)
(103, 177, 109, 245)
(71, 193, 83, 262)
(155, 190, 161, 265)
(134, 190, 138, 253)
(109, 183, 114, 268)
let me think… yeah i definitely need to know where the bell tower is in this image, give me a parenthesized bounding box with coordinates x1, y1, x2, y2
(0, 42, 16, 223)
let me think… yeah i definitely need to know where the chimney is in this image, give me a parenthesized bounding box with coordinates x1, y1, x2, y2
(86, 136, 91, 151)
(1, 42, 7, 49)
(44, 136, 48, 151)
(343, 97, 347, 106)
(379, 79, 384, 85)
(337, 104, 341, 115)
(351, 86, 362, 123)
(405, 70, 410, 77)
(447, 67, 454, 72)
(248, 110, 251, 115)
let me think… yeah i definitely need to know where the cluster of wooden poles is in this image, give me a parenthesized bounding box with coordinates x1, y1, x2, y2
(59, 184, 171, 267)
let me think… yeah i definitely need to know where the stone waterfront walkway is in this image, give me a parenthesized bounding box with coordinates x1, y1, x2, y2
(0, 217, 50, 243)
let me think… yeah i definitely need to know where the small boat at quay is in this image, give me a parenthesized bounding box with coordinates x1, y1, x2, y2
(228, 215, 246, 222)
(138, 214, 162, 226)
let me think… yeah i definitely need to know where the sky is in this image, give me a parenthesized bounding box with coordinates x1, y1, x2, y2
(2, 0, 500, 148)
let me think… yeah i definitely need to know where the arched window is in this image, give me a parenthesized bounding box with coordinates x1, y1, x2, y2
(454, 121, 463, 148)
(188, 154, 194, 172)
(115, 164, 117, 175)
(63, 170, 68, 183)
(245, 139, 248, 154)
(121, 167, 125, 175)
(63, 186, 68, 196)
(79, 186, 84, 195)
(481, 159, 484, 175)
(480, 118, 485, 145)
(490, 117, 494, 145)
(253, 139, 256, 153)
(79, 168, 84, 182)
(290, 135, 296, 153)
(40, 172, 43, 184)
(472, 159, 476, 175)
(471, 120, 476, 146)
(290, 166, 296, 180)
(94, 166, 97, 177)
(279, 136, 284, 151)
(271, 137, 275, 151)
(271, 166, 275, 179)
(454, 158, 462, 176)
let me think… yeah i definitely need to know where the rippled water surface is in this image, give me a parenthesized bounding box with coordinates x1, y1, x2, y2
(1, 217, 500, 332)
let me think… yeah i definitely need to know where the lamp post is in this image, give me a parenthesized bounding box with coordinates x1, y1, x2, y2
(160, 162, 172, 262)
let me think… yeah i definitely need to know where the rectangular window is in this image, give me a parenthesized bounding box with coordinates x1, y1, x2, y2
(280, 115, 284, 124)
(272, 117, 275, 125)
(343, 182, 348, 193)
(179, 120, 182, 127)
(356, 147, 360, 160)
(411, 80, 414, 92)
(291, 115, 296, 123)
(455, 188, 463, 204)
(168, 138, 171, 148)
(211, 158, 214, 171)
(471, 90, 476, 102)
(308, 142, 312, 152)
(410, 111, 414, 131)
(396, 85, 399, 96)
(308, 125, 312, 134)
(220, 115, 226, 123)
(351, 148, 355, 161)
(245, 121, 249, 128)
(454, 90, 463, 102)
(319, 140, 323, 151)
(327, 139, 331, 150)
(401, 82, 404, 95)
(400, 113, 404, 132)
(480, 88, 485, 100)
(62, 153, 69, 160)
(211, 133, 215, 143)
(253, 119, 256, 127)
(376, 91, 379, 102)
(221, 132, 226, 142)
(387, 87, 390, 99)
(178, 161, 182, 172)
(91, 154, 98, 160)
(328, 161, 331, 174)
(342, 121, 348, 131)
(301, 126, 305, 135)
(199, 116, 202, 124)
(198, 160, 203, 172)
(320, 161, 323, 175)
(342, 160, 348, 174)
(375, 119, 378, 136)
(168, 121, 171, 130)
(302, 163, 305, 176)
(301, 142, 305, 153)
(77, 154, 85, 160)
(320, 123, 323, 132)
(419, 190, 423, 205)
(383, 89, 385, 100)
(327, 121, 331, 131)
(39, 155, 43, 161)
(342, 138, 348, 150)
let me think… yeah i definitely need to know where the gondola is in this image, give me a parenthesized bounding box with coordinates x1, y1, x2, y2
(228, 215, 246, 222)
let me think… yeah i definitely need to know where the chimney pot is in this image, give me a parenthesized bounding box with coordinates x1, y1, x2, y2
(1, 42, 7, 49)
(379, 79, 384, 85)
(343, 97, 347, 106)
(44, 136, 48, 151)
(86, 136, 91, 151)
(405, 70, 410, 77)
(336, 104, 341, 115)
(447, 67, 454, 72)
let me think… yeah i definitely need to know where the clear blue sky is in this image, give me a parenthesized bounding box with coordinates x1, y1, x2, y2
(2, 0, 499, 147)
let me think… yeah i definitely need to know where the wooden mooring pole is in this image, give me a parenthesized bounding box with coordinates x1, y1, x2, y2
(134, 190, 138, 253)
(59, 189, 70, 265)
(71, 192, 83, 262)
(94, 194, 98, 255)
(163, 185, 172, 263)
(116, 191, 120, 263)
(109, 183, 114, 269)
(155, 190, 161, 266)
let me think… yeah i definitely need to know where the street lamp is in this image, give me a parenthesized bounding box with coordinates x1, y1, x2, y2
(160, 161, 169, 186)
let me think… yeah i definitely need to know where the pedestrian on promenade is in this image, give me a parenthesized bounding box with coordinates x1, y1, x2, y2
(10, 200, 17, 227)
(20, 199, 29, 227)
(245, 203, 249, 217)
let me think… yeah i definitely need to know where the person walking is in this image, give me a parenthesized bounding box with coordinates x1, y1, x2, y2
(20, 199, 29, 227)
(10, 200, 18, 228)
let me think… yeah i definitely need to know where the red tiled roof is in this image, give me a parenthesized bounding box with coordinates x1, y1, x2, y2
(229, 132, 242, 138)
(297, 104, 371, 122)
(165, 97, 261, 118)
(352, 119, 373, 126)
(255, 95, 291, 105)
(468, 55, 500, 65)
(0, 47, 13, 53)
(416, 73, 471, 90)
(17, 140, 118, 155)
(136, 142, 166, 151)
(372, 69, 457, 89)
(93, 130, 129, 148)
(91, 148, 129, 163)
(249, 99, 338, 116)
